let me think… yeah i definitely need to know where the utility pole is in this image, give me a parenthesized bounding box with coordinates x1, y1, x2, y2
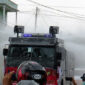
(35, 7, 39, 32)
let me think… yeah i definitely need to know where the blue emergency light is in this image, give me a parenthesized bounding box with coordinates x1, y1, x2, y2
(23, 34, 52, 38)
(23, 34, 32, 37)
(44, 34, 52, 38)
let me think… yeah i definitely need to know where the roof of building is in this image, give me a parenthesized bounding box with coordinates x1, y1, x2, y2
(0, 0, 17, 12)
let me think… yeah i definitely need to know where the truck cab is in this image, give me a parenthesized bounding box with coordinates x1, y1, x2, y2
(3, 26, 67, 85)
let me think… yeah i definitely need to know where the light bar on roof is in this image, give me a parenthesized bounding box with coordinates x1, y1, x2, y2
(23, 34, 32, 37)
(23, 34, 52, 38)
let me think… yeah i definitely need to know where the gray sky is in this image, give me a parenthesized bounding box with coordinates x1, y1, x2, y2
(9, 0, 85, 40)
(9, 0, 85, 37)
(9, 0, 85, 34)
(9, 0, 85, 71)
(11, 0, 85, 15)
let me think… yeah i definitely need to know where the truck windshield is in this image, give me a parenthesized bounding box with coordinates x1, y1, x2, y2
(6, 46, 55, 68)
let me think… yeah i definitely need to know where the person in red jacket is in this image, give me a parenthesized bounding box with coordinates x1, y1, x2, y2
(46, 68, 58, 85)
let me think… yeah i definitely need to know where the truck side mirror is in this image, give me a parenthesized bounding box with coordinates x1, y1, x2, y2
(3, 48, 8, 56)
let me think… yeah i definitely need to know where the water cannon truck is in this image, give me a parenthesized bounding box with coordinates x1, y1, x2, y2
(3, 26, 74, 85)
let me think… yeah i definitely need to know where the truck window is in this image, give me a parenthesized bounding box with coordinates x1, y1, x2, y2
(6, 46, 55, 68)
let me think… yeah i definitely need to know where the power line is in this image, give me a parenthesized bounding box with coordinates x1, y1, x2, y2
(18, 10, 85, 21)
(17, 2, 85, 8)
(19, 10, 85, 19)
(26, 0, 85, 19)
(42, 9, 85, 18)
(39, 13, 85, 21)
(40, 10, 85, 19)
(18, 8, 85, 19)
(18, 11, 85, 21)
(44, 6, 85, 9)
(19, 3, 85, 8)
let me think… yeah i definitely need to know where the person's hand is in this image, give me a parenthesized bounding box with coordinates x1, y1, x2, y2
(3, 71, 15, 85)
(72, 77, 77, 85)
